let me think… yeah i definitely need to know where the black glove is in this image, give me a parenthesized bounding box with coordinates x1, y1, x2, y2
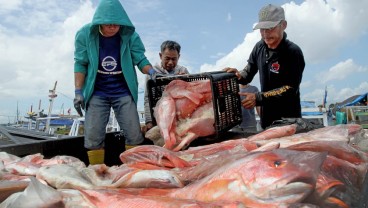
(74, 89, 85, 117)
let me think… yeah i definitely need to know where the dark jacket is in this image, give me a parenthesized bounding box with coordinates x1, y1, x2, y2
(239, 33, 305, 128)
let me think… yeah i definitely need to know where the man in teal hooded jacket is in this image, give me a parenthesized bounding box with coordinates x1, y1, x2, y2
(73, 0, 155, 164)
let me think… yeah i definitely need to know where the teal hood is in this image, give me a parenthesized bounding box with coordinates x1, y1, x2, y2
(92, 0, 134, 30)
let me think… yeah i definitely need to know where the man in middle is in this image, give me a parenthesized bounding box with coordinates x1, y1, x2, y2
(143, 40, 189, 133)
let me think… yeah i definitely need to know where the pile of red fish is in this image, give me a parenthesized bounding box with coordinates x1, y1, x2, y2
(0, 124, 367, 207)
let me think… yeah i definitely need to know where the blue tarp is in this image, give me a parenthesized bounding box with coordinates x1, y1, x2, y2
(302, 112, 323, 116)
(336, 93, 367, 109)
(344, 93, 367, 107)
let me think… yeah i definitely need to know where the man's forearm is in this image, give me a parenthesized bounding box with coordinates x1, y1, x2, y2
(238, 64, 253, 85)
(142, 65, 153, 74)
(74, 72, 85, 89)
(238, 69, 250, 85)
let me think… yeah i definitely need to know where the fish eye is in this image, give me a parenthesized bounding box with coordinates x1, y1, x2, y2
(274, 160, 282, 167)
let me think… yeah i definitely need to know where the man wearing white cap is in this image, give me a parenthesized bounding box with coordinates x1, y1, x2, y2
(224, 4, 305, 129)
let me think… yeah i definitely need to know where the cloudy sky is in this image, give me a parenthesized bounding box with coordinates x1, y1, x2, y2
(0, 0, 367, 124)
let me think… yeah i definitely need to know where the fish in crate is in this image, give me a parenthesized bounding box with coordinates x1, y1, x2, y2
(153, 79, 215, 151)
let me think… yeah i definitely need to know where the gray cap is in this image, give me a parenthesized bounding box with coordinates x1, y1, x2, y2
(253, 4, 285, 30)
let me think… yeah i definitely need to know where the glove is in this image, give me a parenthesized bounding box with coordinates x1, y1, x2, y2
(149, 68, 166, 82)
(148, 68, 157, 80)
(74, 89, 85, 117)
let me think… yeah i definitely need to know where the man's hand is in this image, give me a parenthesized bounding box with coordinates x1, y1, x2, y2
(148, 68, 165, 82)
(223, 67, 242, 80)
(74, 89, 85, 117)
(239, 92, 256, 109)
(148, 68, 157, 80)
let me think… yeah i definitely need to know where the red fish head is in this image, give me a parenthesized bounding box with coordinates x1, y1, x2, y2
(238, 149, 327, 204)
(170, 149, 327, 206)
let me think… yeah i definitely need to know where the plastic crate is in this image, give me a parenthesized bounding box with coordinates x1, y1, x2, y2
(146, 71, 242, 136)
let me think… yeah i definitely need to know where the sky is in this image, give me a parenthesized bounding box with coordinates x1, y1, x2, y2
(0, 0, 367, 124)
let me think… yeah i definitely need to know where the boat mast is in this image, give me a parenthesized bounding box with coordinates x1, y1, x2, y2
(45, 81, 58, 134)
(16, 101, 19, 125)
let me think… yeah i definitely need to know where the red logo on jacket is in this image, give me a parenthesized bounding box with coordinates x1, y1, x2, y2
(270, 62, 280, 74)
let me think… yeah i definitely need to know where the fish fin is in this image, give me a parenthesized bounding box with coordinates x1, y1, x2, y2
(325, 196, 349, 208)
(173, 132, 197, 151)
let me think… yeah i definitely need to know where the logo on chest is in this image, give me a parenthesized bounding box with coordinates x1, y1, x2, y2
(102, 56, 117, 71)
(270, 62, 280, 74)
